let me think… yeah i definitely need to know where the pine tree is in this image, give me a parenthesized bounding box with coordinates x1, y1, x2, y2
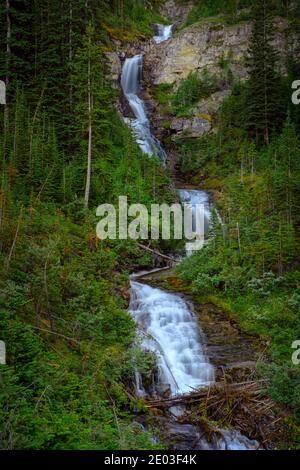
(246, 0, 284, 146)
(72, 24, 113, 206)
(270, 118, 300, 227)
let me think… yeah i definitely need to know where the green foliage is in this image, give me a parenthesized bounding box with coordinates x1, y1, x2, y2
(103, 0, 165, 37)
(170, 70, 223, 117)
(178, 237, 300, 431)
(176, 116, 300, 440)
(171, 72, 203, 115)
(184, 0, 295, 27)
(0, 203, 165, 450)
(174, 11, 300, 436)
(0, 0, 173, 449)
(246, 0, 286, 145)
(185, 0, 247, 25)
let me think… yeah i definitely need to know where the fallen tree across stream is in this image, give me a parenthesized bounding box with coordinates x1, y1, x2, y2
(145, 379, 288, 448)
(146, 380, 269, 409)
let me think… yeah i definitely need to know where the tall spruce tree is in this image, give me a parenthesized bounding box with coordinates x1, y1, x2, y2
(246, 0, 284, 145)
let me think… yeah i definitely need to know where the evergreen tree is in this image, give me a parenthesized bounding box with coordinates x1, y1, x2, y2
(246, 0, 284, 145)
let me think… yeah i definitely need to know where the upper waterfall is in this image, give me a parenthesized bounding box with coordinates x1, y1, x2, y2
(153, 24, 173, 44)
(121, 55, 148, 124)
(121, 54, 167, 161)
(120, 25, 173, 162)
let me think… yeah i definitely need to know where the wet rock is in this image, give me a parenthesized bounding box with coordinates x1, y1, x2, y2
(154, 417, 203, 450)
(156, 384, 172, 399)
(149, 417, 259, 450)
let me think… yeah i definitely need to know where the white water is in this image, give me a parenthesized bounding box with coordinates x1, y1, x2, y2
(177, 189, 211, 228)
(129, 278, 260, 449)
(121, 24, 173, 161)
(130, 282, 215, 396)
(153, 24, 173, 44)
(121, 54, 167, 161)
(124, 24, 259, 451)
(177, 189, 212, 255)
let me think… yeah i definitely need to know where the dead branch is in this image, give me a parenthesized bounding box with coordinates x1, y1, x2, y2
(137, 243, 176, 264)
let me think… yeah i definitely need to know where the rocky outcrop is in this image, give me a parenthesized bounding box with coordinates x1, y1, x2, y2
(166, 90, 232, 139)
(141, 17, 289, 147)
(159, 0, 194, 28)
(170, 116, 211, 138)
(104, 51, 122, 88)
(145, 18, 288, 87)
(192, 89, 231, 116)
(106, 12, 290, 157)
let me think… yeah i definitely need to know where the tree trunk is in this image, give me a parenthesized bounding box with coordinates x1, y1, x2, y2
(5, 0, 11, 92)
(84, 53, 92, 209)
(4, 0, 11, 148)
(69, 0, 73, 112)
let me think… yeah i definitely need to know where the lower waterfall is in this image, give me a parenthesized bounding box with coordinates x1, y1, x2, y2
(129, 282, 215, 397)
(153, 24, 173, 44)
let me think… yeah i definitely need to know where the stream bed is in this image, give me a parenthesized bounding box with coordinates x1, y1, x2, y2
(121, 23, 263, 451)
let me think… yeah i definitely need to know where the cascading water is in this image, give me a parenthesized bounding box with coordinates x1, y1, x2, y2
(124, 22, 215, 413)
(177, 189, 211, 231)
(177, 189, 212, 255)
(121, 55, 167, 161)
(121, 24, 172, 161)
(129, 282, 215, 397)
(124, 22, 259, 451)
(153, 24, 173, 44)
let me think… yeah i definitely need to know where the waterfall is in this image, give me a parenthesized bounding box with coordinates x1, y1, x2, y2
(177, 189, 211, 229)
(122, 30, 215, 398)
(129, 282, 215, 396)
(153, 24, 173, 44)
(129, 190, 214, 398)
(129, 190, 214, 397)
(124, 23, 259, 451)
(178, 189, 212, 255)
(121, 24, 173, 161)
(121, 55, 167, 161)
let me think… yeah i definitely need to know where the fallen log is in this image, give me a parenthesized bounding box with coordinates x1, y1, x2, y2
(137, 243, 177, 264)
(146, 380, 269, 409)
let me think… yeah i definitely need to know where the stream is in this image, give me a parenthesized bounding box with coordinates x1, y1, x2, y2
(121, 24, 259, 451)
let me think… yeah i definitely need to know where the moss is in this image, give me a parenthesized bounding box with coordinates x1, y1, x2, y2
(199, 178, 224, 191)
(101, 23, 145, 42)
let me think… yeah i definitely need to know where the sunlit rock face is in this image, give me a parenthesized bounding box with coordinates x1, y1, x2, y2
(145, 19, 288, 87)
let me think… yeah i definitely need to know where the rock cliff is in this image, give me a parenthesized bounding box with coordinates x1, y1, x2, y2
(145, 18, 288, 87)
